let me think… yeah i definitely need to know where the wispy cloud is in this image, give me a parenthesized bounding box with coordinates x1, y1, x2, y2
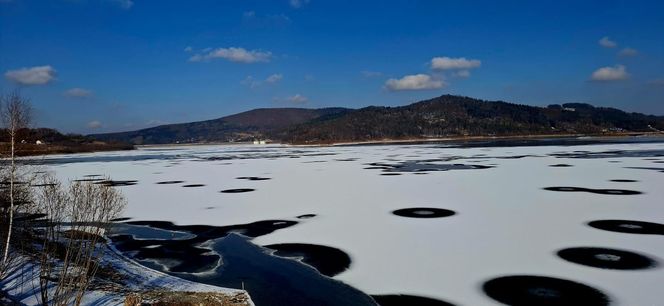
(590, 65, 629, 81)
(618, 47, 638, 57)
(266, 73, 283, 83)
(189, 47, 272, 63)
(5, 65, 56, 85)
(112, 0, 133, 9)
(361, 70, 383, 78)
(289, 0, 310, 9)
(430, 57, 481, 71)
(599, 36, 617, 48)
(64, 88, 93, 98)
(648, 79, 664, 86)
(87, 120, 102, 129)
(385, 74, 446, 91)
(287, 94, 308, 104)
(242, 74, 283, 88)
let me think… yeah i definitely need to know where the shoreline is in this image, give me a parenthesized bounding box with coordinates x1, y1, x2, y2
(16, 132, 664, 155)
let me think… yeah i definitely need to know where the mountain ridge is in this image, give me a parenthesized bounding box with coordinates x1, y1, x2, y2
(90, 95, 664, 145)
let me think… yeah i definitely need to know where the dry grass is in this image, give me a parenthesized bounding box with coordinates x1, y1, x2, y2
(124, 291, 251, 306)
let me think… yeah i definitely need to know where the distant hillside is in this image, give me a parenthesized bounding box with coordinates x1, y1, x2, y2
(90, 108, 350, 144)
(90, 95, 664, 145)
(0, 128, 133, 156)
(285, 95, 664, 143)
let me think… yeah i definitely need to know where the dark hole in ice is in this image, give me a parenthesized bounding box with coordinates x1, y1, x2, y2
(110, 219, 299, 274)
(93, 180, 138, 187)
(588, 220, 664, 235)
(182, 184, 205, 187)
(549, 164, 573, 167)
(236, 177, 271, 181)
(296, 214, 316, 219)
(220, 188, 255, 193)
(392, 208, 455, 218)
(15, 213, 48, 222)
(381, 173, 402, 176)
(72, 178, 106, 182)
(31, 183, 57, 187)
(372, 294, 456, 306)
(482, 275, 610, 306)
(557, 247, 657, 270)
(110, 217, 132, 222)
(543, 186, 642, 195)
(264, 243, 351, 277)
(156, 180, 185, 184)
(609, 179, 638, 183)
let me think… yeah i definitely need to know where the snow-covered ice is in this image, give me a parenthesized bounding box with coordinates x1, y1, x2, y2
(41, 139, 664, 305)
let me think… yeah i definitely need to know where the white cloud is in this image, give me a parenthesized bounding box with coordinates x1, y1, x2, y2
(87, 120, 102, 129)
(266, 73, 283, 83)
(385, 74, 446, 91)
(184, 46, 193, 52)
(64, 88, 93, 98)
(287, 94, 308, 104)
(113, 0, 133, 9)
(431, 57, 481, 71)
(5, 65, 56, 85)
(242, 74, 283, 88)
(619, 47, 638, 57)
(590, 65, 629, 81)
(243, 10, 256, 18)
(361, 70, 382, 78)
(289, 0, 310, 8)
(599, 36, 617, 48)
(189, 47, 272, 63)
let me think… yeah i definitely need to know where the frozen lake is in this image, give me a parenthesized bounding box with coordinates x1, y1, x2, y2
(43, 138, 664, 306)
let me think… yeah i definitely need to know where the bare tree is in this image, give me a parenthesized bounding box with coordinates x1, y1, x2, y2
(35, 177, 126, 306)
(0, 91, 32, 274)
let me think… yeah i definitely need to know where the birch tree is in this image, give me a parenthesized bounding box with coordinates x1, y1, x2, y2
(0, 91, 32, 274)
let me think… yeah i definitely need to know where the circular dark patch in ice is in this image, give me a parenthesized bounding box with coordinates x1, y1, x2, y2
(220, 188, 255, 193)
(15, 213, 48, 222)
(182, 184, 205, 187)
(392, 208, 455, 218)
(482, 275, 610, 306)
(609, 179, 638, 183)
(549, 164, 573, 167)
(73, 178, 106, 182)
(557, 247, 657, 270)
(236, 176, 271, 181)
(296, 214, 316, 219)
(588, 220, 664, 235)
(543, 186, 642, 195)
(31, 183, 57, 187)
(93, 180, 138, 187)
(110, 217, 132, 222)
(156, 180, 184, 184)
(372, 294, 455, 306)
(264, 243, 351, 277)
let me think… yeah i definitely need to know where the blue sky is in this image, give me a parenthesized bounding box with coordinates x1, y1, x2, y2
(1, 0, 663, 134)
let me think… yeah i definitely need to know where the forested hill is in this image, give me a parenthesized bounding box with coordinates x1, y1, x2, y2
(91, 95, 664, 144)
(285, 95, 664, 143)
(90, 108, 350, 145)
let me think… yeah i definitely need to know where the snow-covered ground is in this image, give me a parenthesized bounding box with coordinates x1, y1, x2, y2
(0, 246, 252, 306)
(42, 139, 664, 305)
